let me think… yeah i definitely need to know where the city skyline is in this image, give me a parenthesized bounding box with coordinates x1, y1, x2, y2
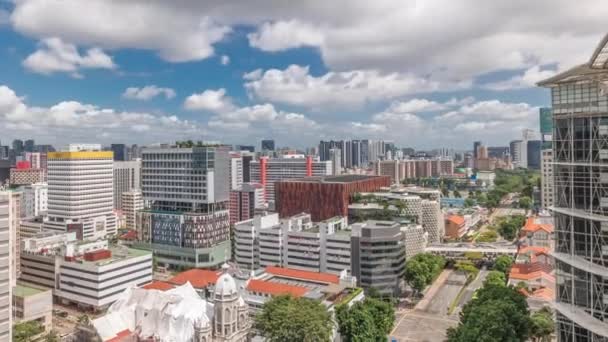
(1, 2, 606, 148)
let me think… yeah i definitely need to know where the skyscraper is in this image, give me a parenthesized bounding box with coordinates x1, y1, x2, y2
(330, 148, 342, 175)
(138, 145, 231, 269)
(261, 139, 275, 151)
(510, 140, 523, 168)
(111, 143, 128, 161)
(538, 33, 608, 341)
(473, 141, 482, 159)
(12, 139, 23, 155)
(43, 148, 116, 239)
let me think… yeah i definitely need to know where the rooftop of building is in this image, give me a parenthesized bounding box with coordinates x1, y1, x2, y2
(13, 283, 48, 298)
(168, 268, 220, 289)
(141, 281, 175, 291)
(279, 174, 386, 184)
(521, 217, 554, 234)
(264, 266, 340, 284)
(246, 279, 308, 297)
(538, 33, 608, 87)
(446, 215, 466, 226)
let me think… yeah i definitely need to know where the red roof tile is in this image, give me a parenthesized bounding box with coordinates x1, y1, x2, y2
(119, 230, 138, 240)
(446, 215, 465, 226)
(265, 266, 339, 284)
(105, 329, 132, 342)
(247, 279, 308, 297)
(522, 217, 554, 234)
(142, 281, 174, 291)
(169, 269, 220, 289)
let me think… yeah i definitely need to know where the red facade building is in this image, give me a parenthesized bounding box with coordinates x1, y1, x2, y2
(275, 175, 391, 221)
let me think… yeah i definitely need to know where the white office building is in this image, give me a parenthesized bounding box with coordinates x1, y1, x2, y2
(113, 159, 141, 210)
(43, 150, 117, 239)
(21, 182, 47, 218)
(121, 190, 143, 230)
(0, 193, 12, 341)
(230, 153, 244, 190)
(20, 234, 152, 310)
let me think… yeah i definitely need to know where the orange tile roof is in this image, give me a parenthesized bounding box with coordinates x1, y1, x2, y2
(446, 215, 465, 226)
(141, 281, 174, 291)
(509, 263, 555, 282)
(247, 279, 308, 297)
(265, 266, 339, 284)
(519, 246, 550, 255)
(169, 269, 220, 289)
(522, 217, 554, 233)
(105, 329, 132, 342)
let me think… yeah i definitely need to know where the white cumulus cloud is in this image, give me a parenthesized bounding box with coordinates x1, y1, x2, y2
(184, 88, 235, 113)
(22, 37, 115, 77)
(123, 85, 176, 101)
(248, 20, 324, 52)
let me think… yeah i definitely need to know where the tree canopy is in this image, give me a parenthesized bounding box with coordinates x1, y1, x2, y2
(14, 321, 44, 342)
(529, 307, 554, 342)
(497, 215, 526, 241)
(404, 253, 446, 294)
(336, 298, 395, 342)
(493, 255, 514, 276)
(484, 270, 506, 287)
(447, 284, 530, 342)
(254, 295, 333, 342)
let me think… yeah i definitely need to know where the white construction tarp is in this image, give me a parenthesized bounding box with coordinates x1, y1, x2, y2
(93, 282, 214, 342)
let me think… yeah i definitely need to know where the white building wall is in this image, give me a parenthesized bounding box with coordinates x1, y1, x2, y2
(541, 149, 554, 209)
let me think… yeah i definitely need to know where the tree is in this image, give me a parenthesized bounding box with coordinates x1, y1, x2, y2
(13, 321, 44, 342)
(494, 255, 514, 276)
(477, 230, 497, 243)
(529, 307, 554, 342)
(255, 295, 333, 342)
(404, 253, 446, 295)
(336, 298, 395, 342)
(463, 198, 475, 208)
(519, 196, 533, 213)
(484, 270, 506, 287)
(453, 190, 461, 198)
(448, 284, 530, 342)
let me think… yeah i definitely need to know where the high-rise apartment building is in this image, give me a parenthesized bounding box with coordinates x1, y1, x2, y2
(229, 183, 264, 225)
(538, 34, 608, 341)
(330, 148, 342, 175)
(111, 144, 128, 161)
(43, 149, 116, 239)
(473, 141, 482, 159)
(510, 140, 524, 168)
(24, 140, 35, 153)
(540, 149, 554, 209)
(22, 183, 47, 218)
(138, 145, 231, 269)
(122, 190, 143, 230)
(0, 193, 13, 341)
(375, 158, 454, 183)
(250, 155, 332, 204)
(229, 153, 243, 190)
(113, 159, 141, 210)
(540, 108, 553, 149)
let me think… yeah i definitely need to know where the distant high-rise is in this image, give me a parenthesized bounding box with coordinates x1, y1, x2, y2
(330, 148, 342, 175)
(510, 140, 524, 168)
(540, 149, 553, 209)
(12, 140, 24, 155)
(24, 139, 35, 153)
(44, 148, 116, 239)
(538, 33, 608, 341)
(261, 139, 275, 151)
(526, 140, 541, 170)
(111, 143, 128, 161)
(113, 160, 141, 210)
(473, 141, 482, 159)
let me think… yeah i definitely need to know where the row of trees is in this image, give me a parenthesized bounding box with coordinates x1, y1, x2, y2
(254, 295, 395, 342)
(404, 253, 446, 294)
(447, 252, 552, 342)
(13, 321, 59, 342)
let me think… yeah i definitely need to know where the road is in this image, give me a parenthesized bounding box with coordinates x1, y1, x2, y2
(452, 268, 489, 318)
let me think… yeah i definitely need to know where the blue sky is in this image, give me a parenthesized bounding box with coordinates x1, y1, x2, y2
(0, 1, 605, 149)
